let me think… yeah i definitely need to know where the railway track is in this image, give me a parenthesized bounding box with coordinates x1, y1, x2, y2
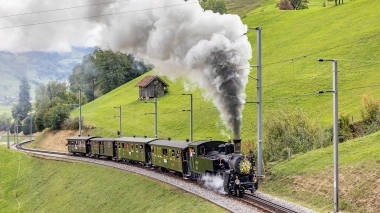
(14, 141, 312, 213)
(241, 194, 299, 213)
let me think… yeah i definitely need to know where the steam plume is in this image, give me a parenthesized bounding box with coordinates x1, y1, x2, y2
(0, 0, 252, 138)
(94, 0, 251, 138)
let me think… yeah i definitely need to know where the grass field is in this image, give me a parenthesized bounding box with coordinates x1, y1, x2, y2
(0, 146, 226, 213)
(261, 131, 380, 212)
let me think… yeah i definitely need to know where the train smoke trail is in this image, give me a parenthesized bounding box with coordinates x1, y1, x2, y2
(0, 0, 252, 138)
(92, 0, 252, 138)
(202, 174, 226, 194)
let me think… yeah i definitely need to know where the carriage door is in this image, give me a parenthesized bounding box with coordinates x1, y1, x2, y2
(189, 146, 196, 172)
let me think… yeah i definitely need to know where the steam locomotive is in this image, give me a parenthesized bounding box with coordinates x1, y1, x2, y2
(66, 136, 258, 196)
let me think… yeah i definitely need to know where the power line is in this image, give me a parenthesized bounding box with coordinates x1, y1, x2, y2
(264, 33, 380, 67)
(265, 72, 331, 89)
(0, 1, 197, 30)
(0, 0, 130, 19)
(262, 83, 380, 103)
(259, 11, 288, 26)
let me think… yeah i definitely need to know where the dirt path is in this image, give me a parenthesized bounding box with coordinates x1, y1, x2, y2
(34, 130, 79, 152)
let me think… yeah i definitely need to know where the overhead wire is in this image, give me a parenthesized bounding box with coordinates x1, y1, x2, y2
(263, 33, 380, 67)
(0, 1, 198, 30)
(0, 0, 131, 19)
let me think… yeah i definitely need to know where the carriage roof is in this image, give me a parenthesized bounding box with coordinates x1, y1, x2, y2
(149, 140, 190, 149)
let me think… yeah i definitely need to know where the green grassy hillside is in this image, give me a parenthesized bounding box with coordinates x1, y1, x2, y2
(0, 146, 225, 213)
(244, 0, 380, 125)
(261, 130, 380, 212)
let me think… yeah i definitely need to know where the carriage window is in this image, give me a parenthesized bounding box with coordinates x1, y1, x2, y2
(162, 148, 168, 156)
(171, 150, 175, 157)
(200, 146, 206, 155)
(122, 143, 125, 148)
(139, 145, 143, 152)
(176, 150, 181, 158)
(126, 144, 129, 150)
(151, 147, 154, 153)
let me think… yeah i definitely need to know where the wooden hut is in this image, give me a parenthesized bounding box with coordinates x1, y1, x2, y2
(135, 76, 169, 99)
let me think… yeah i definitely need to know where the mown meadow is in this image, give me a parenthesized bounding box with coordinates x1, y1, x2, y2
(0, 146, 226, 213)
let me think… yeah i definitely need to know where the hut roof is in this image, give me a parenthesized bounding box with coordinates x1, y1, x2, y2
(135, 76, 169, 87)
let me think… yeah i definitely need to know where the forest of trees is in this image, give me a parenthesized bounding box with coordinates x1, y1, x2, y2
(0, 48, 151, 133)
(69, 47, 152, 101)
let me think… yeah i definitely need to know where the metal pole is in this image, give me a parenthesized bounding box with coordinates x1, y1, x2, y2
(13, 121, 15, 144)
(79, 89, 82, 136)
(154, 98, 157, 138)
(332, 59, 339, 213)
(30, 114, 32, 141)
(16, 118, 19, 144)
(190, 94, 193, 142)
(7, 118, 10, 149)
(256, 26, 263, 177)
(119, 105, 122, 137)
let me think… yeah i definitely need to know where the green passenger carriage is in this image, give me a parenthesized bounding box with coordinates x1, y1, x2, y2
(149, 139, 190, 175)
(90, 138, 117, 158)
(116, 137, 158, 163)
(66, 136, 98, 156)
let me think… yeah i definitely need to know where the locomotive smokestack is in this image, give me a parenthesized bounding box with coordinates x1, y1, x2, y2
(233, 139, 241, 153)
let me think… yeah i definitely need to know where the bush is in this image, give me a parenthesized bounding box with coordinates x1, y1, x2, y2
(35, 111, 46, 132)
(263, 107, 328, 162)
(338, 114, 353, 142)
(277, 0, 294, 10)
(22, 114, 37, 135)
(360, 94, 380, 134)
(48, 105, 70, 130)
(62, 117, 80, 130)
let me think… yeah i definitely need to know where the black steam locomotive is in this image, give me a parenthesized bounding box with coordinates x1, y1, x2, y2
(66, 136, 258, 196)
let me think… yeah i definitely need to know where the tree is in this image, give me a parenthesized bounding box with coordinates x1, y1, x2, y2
(0, 113, 10, 131)
(34, 110, 46, 132)
(199, 0, 227, 14)
(335, 0, 344, 5)
(94, 49, 132, 94)
(46, 104, 70, 130)
(22, 114, 37, 135)
(12, 77, 32, 121)
(277, 0, 309, 10)
(35, 84, 51, 112)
